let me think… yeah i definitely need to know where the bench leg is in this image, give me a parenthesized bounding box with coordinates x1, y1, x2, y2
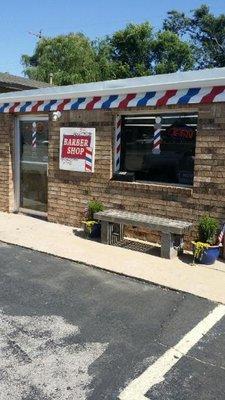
(161, 232, 177, 259)
(119, 224, 124, 241)
(101, 221, 111, 244)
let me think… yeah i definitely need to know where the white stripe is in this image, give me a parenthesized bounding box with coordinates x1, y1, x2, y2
(25, 102, 34, 112)
(110, 94, 128, 108)
(77, 97, 92, 109)
(126, 93, 142, 108)
(3, 103, 12, 113)
(35, 102, 46, 112)
(146, 90, 166, 106)
(119, 304, 225, 400)
(213, 90, 225, 103)
(188, 87, 212, 104)
(92, 97, 105, 109)
(64, 100, 75, 111)
(14, 102, 24, 112)
(166, 88, 188, 105)
(50, 100, 61, 111)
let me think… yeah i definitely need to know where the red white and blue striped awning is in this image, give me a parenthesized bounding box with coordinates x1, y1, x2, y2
(0, 67, 224, 113)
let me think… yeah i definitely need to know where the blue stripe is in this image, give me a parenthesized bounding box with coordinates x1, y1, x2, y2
(0, 103, 9, 112)
(177, 88, 201, 104)
(85, 157, 92, 163)
(116, 158, 120, 165)
(101, 95, 119, 109)
(117, 132, 121, 141)
(154, 131, 161, 140)
(20, 101, 32, 112)
(43, 100, 58, 111)
(137, 92, 156, 106)
(71, 97, 86, 109)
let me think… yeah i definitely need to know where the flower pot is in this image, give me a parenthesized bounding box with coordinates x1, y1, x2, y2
(89, 222, 101, 238)
(193, 244, 220, 265)
(200, 245, 220, 265)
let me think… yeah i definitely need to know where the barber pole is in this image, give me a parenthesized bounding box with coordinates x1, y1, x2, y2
(32, 122, 37, 150)
(152, 116, 161, 154)
(115, 115, 122, 171)
(85, 147, 93, 172)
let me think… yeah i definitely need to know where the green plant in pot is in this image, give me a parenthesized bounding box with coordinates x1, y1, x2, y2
(83, 200, 104, 239)
(192, 215, 220, 265)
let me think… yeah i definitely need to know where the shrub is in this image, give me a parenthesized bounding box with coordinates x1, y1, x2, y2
(197, 215, 219, 245)
(87, 200, 104, 220)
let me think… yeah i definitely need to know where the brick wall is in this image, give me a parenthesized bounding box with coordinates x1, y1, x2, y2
(47, 102, 225, 247)
(0, 102, 225, 249)
(0, 114, 14, 212)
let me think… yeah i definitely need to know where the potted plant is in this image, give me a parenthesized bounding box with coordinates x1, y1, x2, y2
(83, 200, 104, 239)
(192, 215, 221, 265)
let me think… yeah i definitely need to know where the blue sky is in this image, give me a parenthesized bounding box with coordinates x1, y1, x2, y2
(0, 0, 224, 77)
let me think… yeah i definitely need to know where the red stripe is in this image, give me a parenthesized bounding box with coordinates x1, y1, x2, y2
(86, 148, 92, 156)
(31, 101, 44, 112)
(118, 94, 136, 109)
(116, 144, 121, 153)
(153, 140, 161, 148)
(200, 86, 225, 104)
(85, 164, 92, 171)
(156, 90, 177, 106)
(57, 98, 71, 111)
(86, 96, 101, 110)
(9, 102, 20, 113)
(117, 118, 122, 128)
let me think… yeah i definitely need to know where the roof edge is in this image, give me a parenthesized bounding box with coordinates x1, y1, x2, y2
(0, 68, 225, 104)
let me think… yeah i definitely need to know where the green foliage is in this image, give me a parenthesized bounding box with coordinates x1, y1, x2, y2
(22, 33, 100, 85)
(151, 31, 194, 74)
(109, 22, 153, 78)
(87, 200, 104, 221)
(163, 5, 225, 68)
(197, 215, 219, 244)
(192, 241, 210, 260)
(83, 220, 98, 234)
(22, 5, 225, 85)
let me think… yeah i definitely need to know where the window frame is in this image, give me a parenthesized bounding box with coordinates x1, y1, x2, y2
(113, 109, 198, 187)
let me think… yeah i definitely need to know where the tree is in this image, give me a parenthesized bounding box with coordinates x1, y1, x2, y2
(108, 22, 153, 78)
(22, 33, 99, 85)
(163, 5, 225, 68)
(151, 31, 194, 74)
(94, 22, 193, 79)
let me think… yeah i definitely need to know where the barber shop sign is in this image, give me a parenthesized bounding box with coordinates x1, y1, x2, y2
(59, 127, 95, 172)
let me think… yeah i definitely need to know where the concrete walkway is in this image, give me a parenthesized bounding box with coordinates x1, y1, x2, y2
(0, 211, 224, 304)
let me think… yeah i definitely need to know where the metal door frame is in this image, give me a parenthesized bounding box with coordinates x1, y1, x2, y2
(15, 115, 49, 216)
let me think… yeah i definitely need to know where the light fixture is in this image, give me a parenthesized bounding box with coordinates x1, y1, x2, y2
(52, 111, 62, 121)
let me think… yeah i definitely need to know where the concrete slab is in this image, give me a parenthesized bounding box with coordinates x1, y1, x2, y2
(0, 212, 224, 304)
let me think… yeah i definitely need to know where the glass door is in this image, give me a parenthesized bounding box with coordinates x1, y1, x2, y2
(18, 117, 49, 214)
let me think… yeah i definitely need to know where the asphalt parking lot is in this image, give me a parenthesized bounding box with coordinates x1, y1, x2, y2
(0, 241, 225, 400)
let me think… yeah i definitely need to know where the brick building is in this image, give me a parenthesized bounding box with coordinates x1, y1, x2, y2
(0, 67, 225, 248)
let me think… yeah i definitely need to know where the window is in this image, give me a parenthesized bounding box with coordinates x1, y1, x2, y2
(118, 113, 197, 186)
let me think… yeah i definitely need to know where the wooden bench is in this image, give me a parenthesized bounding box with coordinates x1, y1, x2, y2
(94, 209, 193, 259)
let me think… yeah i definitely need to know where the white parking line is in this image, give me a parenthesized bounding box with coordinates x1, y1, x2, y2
(119, 304, 225, 400)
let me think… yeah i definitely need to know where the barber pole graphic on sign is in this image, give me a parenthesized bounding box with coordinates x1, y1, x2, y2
(59, 127, 95, 172)
(152, 116, 161, 154)
(85, 147, 93, 172)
